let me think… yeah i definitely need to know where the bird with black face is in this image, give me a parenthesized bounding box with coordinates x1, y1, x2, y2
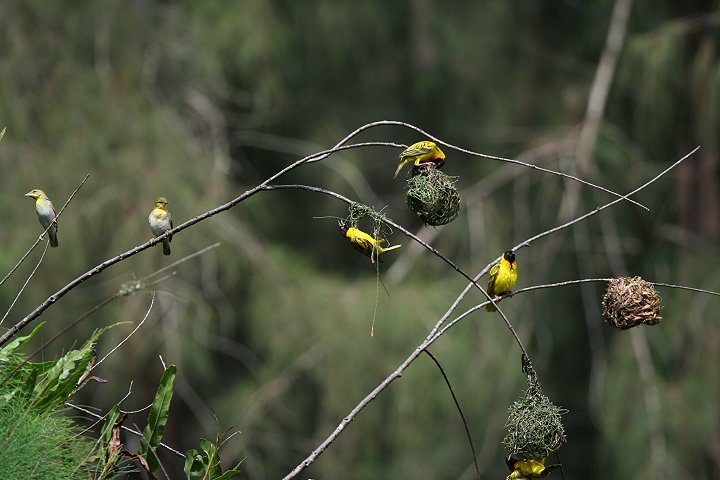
(505, 456, 561, 480)
(486, 250, 518, 312)
(338, 220, 401, 263)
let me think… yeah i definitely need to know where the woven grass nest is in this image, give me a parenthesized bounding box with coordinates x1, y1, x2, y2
(404, 167, 460, 226)
(503, 384, 567, 460)
(601, 276, 662, 330)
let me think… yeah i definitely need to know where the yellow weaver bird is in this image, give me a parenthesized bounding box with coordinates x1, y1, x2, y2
(148, 197, 173, 255)
(339, 220, 401, 263)
(394, 140, 446, 178)
(25, 188, 58, 247)
(486, 250, 517, 311)
(505, 456, 561, 480)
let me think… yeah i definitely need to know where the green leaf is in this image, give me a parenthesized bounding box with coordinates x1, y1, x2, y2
(100, 404, 122, 446)
(184, 449, 207, 478)
(214, 468, 242, 480)
(29, 328, 104, 414)
(0, 322, 45, 363)
(140, 365, 177, 474)
(183, 437, 243, 480)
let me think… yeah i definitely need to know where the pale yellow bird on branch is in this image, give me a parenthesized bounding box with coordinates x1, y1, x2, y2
(148, 196, 173, 255)
(339, 220, 401, 263)
(25, 188, 59, 247)
(394, 140, 446, 178)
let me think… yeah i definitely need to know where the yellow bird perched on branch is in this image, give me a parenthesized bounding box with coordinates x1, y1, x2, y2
(25, 188, 59, 247)
(486, 250, 517, 311)
(339, 220, 401, 263)
(505, 456, 561, 480)
(394, 140, 446, 178)
(148, 196, 173, 255)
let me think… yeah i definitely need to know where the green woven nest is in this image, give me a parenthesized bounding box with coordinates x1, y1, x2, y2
(503, 385, 567, 459)
(405, 167, 460, 226)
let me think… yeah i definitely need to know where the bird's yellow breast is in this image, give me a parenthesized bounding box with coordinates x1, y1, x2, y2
(492, 258, 517, 294)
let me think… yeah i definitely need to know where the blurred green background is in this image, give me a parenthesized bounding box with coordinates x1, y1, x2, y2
(1, 1, 719, 478)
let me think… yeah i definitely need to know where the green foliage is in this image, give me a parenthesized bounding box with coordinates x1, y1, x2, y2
(140, 365, 177, 478)
(0, 325, 102, 479)
(95, 405, 127, 480)
(0, 397, 92, 480)
(30, 328, 105, 414)
(0, 321, 44, 364)
(184, 434, 244, 480)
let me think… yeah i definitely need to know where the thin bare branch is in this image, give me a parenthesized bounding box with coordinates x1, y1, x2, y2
(512, 147, 699, 254)
(143, 243, 221, 281)
(423, 349, 480, 479)
(340, 120, 647, 210)
(66, 402, 186, 458)
(0, 241, 50, 326)
(93, 291, 156, 370)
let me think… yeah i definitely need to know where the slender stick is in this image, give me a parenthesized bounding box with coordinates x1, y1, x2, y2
(66, 402, 186, 458)
(0, 241, 50, 326)
(336, 120, 647, 210)
(93, 291, 156, 369)
(510, 146, 699, 255)
(423, 349, 480, 479)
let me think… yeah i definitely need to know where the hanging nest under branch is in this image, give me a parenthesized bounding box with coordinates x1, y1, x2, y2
(405, 167, 460, 226)
(503, 360, 567, 460)
(601, 276, 663, 330)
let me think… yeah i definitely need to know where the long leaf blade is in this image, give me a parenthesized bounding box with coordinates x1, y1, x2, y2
(140, 365, 177, 474)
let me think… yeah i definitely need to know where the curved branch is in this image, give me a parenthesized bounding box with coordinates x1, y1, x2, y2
(336, 120, 648, 210)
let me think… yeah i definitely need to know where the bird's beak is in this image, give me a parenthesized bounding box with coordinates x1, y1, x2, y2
(24, 191, 34, 197)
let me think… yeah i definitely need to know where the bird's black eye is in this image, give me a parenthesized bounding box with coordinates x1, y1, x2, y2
(505, 250, 515, 262)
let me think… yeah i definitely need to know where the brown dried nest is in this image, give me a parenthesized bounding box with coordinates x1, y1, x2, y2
(601, 276, 663, 330)
(503, 382, 567, 460)
(405, 167, 460, 226)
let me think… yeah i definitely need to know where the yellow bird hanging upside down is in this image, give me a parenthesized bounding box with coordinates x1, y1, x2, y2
(394, 140, 446, 178)
(505, 456, 561, 480)
(486, 250, 518, 312)
(339, 220, 401, 263)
